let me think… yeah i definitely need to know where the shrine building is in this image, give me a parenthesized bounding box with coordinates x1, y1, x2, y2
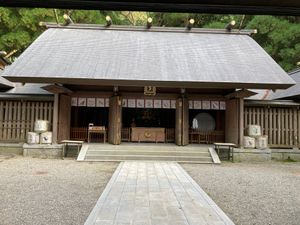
(3, 23, 295, 147)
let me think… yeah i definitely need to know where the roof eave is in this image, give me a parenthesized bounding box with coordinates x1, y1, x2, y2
(0, 93, 54, 100)
(43, 23, 255, 35)
(4, 76, 295, 90)
(245, 99, 300, 107)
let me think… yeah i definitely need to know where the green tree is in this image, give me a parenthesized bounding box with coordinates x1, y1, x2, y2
(0, 8, 56, 58)
(246, 16, 300, 71)
(0, 8, 299, 71)
(0, 8, 144, 59)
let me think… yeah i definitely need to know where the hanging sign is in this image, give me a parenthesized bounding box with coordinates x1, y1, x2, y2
(144, 86, 156, 96)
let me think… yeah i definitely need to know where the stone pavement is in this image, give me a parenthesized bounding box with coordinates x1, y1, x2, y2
(84, 161, 234, 225)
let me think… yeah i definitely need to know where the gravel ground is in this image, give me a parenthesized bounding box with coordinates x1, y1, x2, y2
(0, 154, 118, 225)
(1, 154, 299, 225)
(181, 162, 300, 225)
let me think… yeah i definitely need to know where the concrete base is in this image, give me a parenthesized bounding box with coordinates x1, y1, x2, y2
(0, 143, 23, 155)
(80, 143, 214, 163)
(271, 149, 300, 161)
(233, 148, 300, 162)
(233, 148, 272, 162)
(23, 143, 63, 159)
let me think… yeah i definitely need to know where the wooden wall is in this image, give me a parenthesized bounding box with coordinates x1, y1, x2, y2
(225, 98, 243, 146)
(244, 105, 299, 148)
(0, 100, 53, 142)
(57, 94, 71, 142)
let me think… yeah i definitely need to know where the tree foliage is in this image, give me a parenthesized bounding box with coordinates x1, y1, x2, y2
(0, 8, 299, 71)
(246, 16, 300, 71)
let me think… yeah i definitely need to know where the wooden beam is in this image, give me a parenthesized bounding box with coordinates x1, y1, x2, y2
(52, 94, 59, 143)
(225, 98, 244, 147)
(225, 89, 257, 99)
(42, 84, 72, 94)
(57, 94, 71, 142)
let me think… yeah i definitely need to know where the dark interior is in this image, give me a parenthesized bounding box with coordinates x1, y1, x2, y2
(71, 107, 108, 127)
(122, 108, 175, 128)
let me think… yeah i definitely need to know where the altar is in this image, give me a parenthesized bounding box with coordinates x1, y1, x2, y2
(131, 127, 165, 143)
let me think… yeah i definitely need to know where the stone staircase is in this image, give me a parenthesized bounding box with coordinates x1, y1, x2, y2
(77, 143, 220, 164)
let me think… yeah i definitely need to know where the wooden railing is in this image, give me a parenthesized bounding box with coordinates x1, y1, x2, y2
(0, 100, 53, 142)
(121, 128, 131, 142)
(244, 106, 299, 148)
(189, 129, 225, 144)
(71, 127, 108, 142)
(70, 127, 88, 141)
(73, 127, 225, 144)
(165, 128, 175, 143)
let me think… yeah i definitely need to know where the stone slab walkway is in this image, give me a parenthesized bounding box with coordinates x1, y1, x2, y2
(85, 161, 234, 225)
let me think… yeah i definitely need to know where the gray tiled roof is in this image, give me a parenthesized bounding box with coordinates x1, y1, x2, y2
(1, 67, 51, 95)
(0, 69, 14, 90)
(6, 83, 52, 95)
(3, 27, 295, 89)
(271, 69, 300, 100)
(246, 89, 273, 100)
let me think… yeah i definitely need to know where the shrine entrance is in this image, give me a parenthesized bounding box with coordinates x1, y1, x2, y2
(121, 98, 176, 143)
(188, 100, 226, 144)
(70, 97, 109, 142)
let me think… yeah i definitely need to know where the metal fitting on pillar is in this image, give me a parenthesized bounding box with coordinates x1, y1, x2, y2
(180, 88, 186, 97)
(113, 86, 119, 96)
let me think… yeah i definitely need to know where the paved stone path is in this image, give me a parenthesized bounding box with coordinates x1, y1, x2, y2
(85, 161, 234, 225)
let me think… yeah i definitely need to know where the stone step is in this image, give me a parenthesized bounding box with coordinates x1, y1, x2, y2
(77, 144, 219, 164)
(86, 149, 210, 157)
(84, 154, 213, 162)
(87, 144, 210, 152)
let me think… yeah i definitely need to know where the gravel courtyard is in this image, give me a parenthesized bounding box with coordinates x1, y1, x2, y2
(1, 154, 299, 225)
(0, 154, 118, 225)
(182, 162, 300, 225)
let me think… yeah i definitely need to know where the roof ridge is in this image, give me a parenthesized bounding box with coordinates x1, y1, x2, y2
(288, 68, 300, 75)
(42, 22, 255, 35)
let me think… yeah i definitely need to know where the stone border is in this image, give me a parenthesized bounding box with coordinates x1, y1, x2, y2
(271, 149, 300, 161)
(84, 162, 123, 225)
(0, 143, 23, 155)
(177, 163, 235, 225)
(209, 147, 221, 164)
(23, 143, 63, 159)
(77, 144, 88, 161)
(233, 148, 271, 162)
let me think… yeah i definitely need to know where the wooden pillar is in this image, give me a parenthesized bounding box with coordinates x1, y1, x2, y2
(108, 95, 122, 145)
(52, 94, 59, 144)
(57, 94, 71, 142)
(175, 98, 183, 146)
(225, 98, 244, 147)
(175, 97, 189, 146)
(182, 97, 189, 146)
(239, 98, 244, 147)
